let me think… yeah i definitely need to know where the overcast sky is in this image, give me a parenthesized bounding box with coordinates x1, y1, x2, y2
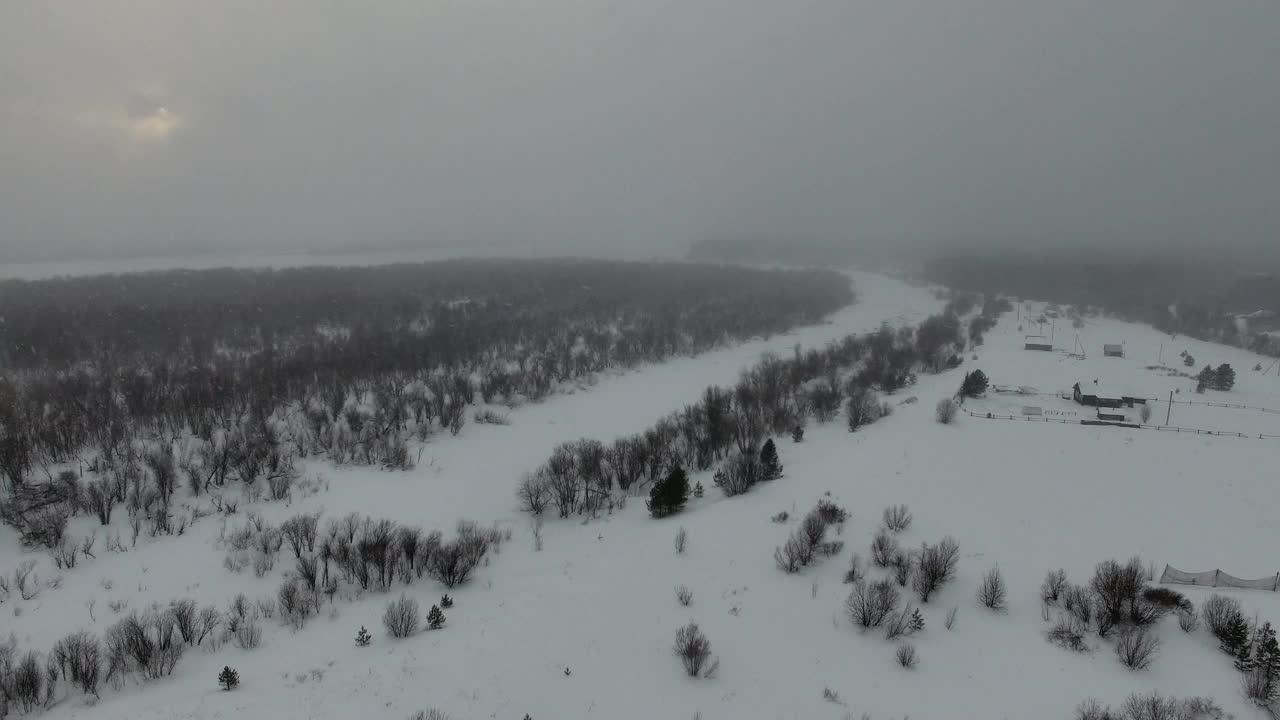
(2, 0, 1277, 265)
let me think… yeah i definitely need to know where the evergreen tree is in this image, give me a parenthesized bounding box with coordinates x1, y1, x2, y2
(218, 666, 240, 691)
(759, 439, 783, 481)
(692, 482, 704, 499)
(355, 626, 371, 646)
(1197, 365, 1215, 393)
(1253, 622, 1280, 702)
(959, 370, 989, 398)
(427, 604, 446, 630)
(440, 594, 454, 609)
(1223, 615, 1254, 671)
(1214, 363, 1236, 391)
(791, 425, 804, 443)
(647, 466, 690, 518)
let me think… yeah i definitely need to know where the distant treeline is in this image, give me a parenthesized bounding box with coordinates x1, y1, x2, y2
(920, 254, 1280, 356)
(687, 237, 896, 268)
(0, 259, 853, 511)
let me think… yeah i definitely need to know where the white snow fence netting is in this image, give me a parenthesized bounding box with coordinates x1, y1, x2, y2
(1160, 564, 1280, 591)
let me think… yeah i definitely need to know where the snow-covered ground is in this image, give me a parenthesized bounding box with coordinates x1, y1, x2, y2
(6, 273, 1280, 720)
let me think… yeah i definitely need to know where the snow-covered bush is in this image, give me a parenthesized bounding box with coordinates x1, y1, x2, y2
(1041, 569, 1068, 603)
(846, 579, 900, 629)
(977, 566, 1007, 611)
(673, 623, 712, 677)
(882, 504, 912, 533)
(913, 537, 960, 602)
(871, 529, 898, 568)
(935, 398, 958, 424)
(894, 643, 918, 669)
(1115, 627, 1160, 670)
(383, 595, 420, 638)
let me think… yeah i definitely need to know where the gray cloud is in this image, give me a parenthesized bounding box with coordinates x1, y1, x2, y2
(1, 0, 1277, 264)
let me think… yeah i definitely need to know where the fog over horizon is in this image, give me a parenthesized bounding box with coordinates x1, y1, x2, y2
(2, 1, 1278, 268)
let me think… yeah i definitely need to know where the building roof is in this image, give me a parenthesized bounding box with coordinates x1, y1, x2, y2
(1076, 381, 1141, 400)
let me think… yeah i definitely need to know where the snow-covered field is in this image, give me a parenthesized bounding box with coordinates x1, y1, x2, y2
(6, 272, 1280, 720)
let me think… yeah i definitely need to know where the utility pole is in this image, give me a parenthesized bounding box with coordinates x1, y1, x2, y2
(1165, 390, 1174, 425)
(1158, 343, 1163, 366)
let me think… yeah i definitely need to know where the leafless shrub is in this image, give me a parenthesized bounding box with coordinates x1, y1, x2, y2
(822, 687, 843, 705)
(674, 527, 688, 555)
(894, 643, 917, 669)
(51, 539, 79, 569)
(85, 479, 115, 526)
(426, 526, 488, 588)
(103, 610, 186, 681)
(281, 512, 320, 558)
(234, 618, 262, 650)
(675, 585, 693, 606)
(771, 511, 789, 524)
(1115, 627, 1160, 670)
(1063, 584, 1094, 626)
(473, 408, 510, 426)
(945, 606, 958, 630)
(870, 529, 898, 568)
(843, 554, 864, 584)
(977, 566, 1007, 611)
(1090, 557, 1145, 628)
(1115, 691, 1224, 720)
(813, 499, 849, 525)
(1047, 614, 1090, 653)
(5, 649, 47, 713)
(1177, 607, 1199, 633)
(52, 631, 102, 697)
(15, 560, 39, 600)
(517, 472, 552, 515)
(800, 511, 828, 548)
(383, 594, 420, 638)
(891, 550, 913, 586)
(1073, 698, 1116, 720)
(818, 541, 844, 557)
(407, 710, 452, 720)
(1201, 594, 1242, 640)
(913, 536, 959, 602)
(935, 398, 958, 424)
(167, 599, 199, 644)
(1041, 569, 1068, 603)
(195, 606, 222, 645)
(846, 578, 900, 629)
(884, 605, 925, 641)
(674, 622, 712, 677)
(882, 505, 912, 533)
(775, 530, 814, 573)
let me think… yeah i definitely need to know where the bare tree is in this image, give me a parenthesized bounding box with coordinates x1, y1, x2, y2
(846, 579, 900, 629)
(673, 622, 712, 677)
(977, 566, 1007, 611)
(383, 595, 420, 638)
(1115, 627, 1160, 670)
(913, 537, 959, 602)
(882, 504, 912, 533)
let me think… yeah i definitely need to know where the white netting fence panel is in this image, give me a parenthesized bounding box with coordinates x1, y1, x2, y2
(1160, 564, 1279, 591)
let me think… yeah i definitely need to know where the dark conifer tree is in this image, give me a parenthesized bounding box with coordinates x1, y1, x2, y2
(759, 439, 783, 481)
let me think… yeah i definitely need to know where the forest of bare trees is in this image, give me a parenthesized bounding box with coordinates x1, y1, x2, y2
(0, 259, 852, 546)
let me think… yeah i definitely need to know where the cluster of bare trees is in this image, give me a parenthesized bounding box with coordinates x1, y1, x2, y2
(519, 312, 970, 518)
(0, 260, 852, 541)
(0, 509, 504, 716)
